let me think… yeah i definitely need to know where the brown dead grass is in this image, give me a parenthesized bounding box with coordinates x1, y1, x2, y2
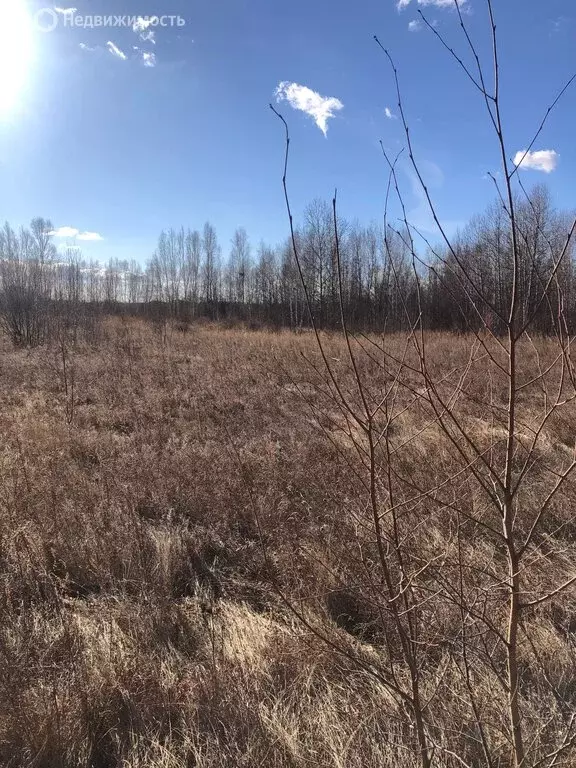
(0, 318, 574, 767)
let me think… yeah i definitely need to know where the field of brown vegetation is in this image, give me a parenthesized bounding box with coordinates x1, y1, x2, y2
(0, 317, 575, 767)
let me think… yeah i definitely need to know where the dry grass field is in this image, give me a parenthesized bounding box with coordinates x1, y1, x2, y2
(0, 317, 575, 767)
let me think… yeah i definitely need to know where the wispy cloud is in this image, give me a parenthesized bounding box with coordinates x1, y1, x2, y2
(408, 19, 423, 31)
(513, 149, 559, 174)
(106, 41, 127, 61)
(401, 159, 465, 236)
(131, 17, 160, 65)
(54, 6, 77, 15)
(398, 0, 466, 10)
(81, 40, 158, 68)
(275, 82, 343, 137)
(141, 51, 157, 68)
(133, 16, 157, 44)
(49, 226, 104, 241)
(550, 16, 570, 35)
(385, 107, 397, 119)
(77, 231, 104, 242)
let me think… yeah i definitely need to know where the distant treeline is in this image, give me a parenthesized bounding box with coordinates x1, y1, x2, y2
(1, 184, 574, 345)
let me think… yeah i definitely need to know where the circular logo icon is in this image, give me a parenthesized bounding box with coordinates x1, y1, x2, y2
(33, 8, 59, 33)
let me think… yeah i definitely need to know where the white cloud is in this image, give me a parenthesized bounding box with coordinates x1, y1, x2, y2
(385, 106, 397, 119)
(133, 16, 157, 43)
(49, 226, 79, 238)
(513, 149, 559, 174)
(141, 51, 157, 68)
(275, 81, 343, 137)
(54, 7, 77, 15)
(408, 19, 423, 31)
(49, 227, 104, 241)
(106, 41, 127, 61)
(398, 0, 466, 10)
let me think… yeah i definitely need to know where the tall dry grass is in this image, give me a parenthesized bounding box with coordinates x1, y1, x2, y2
(0, 317, 574, 766)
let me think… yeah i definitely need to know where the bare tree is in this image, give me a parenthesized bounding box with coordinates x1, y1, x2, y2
(267, 2, 576, 766)
(0, 220, 55, 347)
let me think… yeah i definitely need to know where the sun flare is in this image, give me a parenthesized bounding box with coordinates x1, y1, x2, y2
(0, 0, 34, 117)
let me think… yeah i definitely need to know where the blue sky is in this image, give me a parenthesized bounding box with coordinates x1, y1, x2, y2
(0, 0, 574, 263)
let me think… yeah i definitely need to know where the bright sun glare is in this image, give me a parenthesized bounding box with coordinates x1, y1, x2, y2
(0, 0, 34, 117)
